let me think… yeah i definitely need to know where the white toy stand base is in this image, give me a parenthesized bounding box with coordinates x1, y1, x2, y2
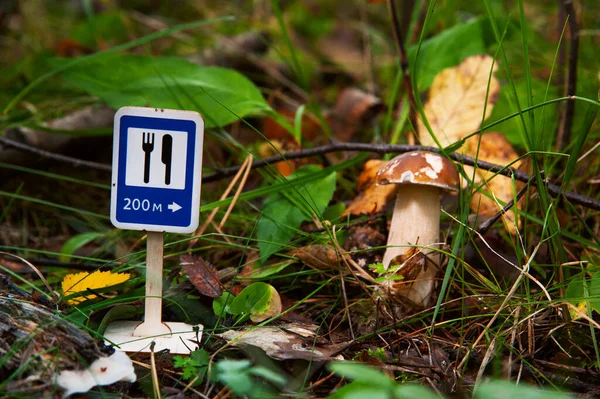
(104, 321, 202, 354)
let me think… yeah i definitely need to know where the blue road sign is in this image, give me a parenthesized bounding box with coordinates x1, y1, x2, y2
(110, 107, 204, 233)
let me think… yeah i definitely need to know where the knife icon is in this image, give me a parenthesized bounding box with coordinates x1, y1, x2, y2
(161, 134, 173, 185)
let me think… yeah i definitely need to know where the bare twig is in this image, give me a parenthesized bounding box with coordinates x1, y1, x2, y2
(149, 342, 161, 399)
(3, 133, 599, 211)
(204, 142, 600, 211)
(556, 0, 580, 151)
(0, 251, 54, 298)
(0, 135, 112, 172)
(477, 173, 539, 235)
(218, 154, 253, 230)
(188, 154, 253, 249)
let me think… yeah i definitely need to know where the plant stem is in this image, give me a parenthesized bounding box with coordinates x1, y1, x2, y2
(387, 0, 418, 140)
(556, 0, 579, 151)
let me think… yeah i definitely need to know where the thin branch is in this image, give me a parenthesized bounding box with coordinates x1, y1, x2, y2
(556, 0, 580, 151)
(3, 134, 599, 211)
(0, 135, 112, 172)
(477, 173, 539, 235)
(204, 142, 600, 211)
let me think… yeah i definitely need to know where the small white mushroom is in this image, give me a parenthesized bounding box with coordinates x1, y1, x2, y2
(376, 151, 459, 306)
(57, 350, 136, 397)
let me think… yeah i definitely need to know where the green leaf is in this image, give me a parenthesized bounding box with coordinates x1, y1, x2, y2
(59, 232, 104, 262)
(247, 366, 287, 387)
(486, 79, 558, 148)
(97, 304, 138, 335)
(562, 104, 598, 185)
(191, 349, 210, 366)
(257, 165, 336, 261)
(322, 202, 346, 221)
(293, 104, 306, 144)
(213, 360, 254, 395)
(213, 292, 235, 317)
(326, 382, 391, 399)
(248, 261, 294, 279)
(408, 16, 506, 90)
(173, 349, 209, 381)
(328, 362, 395, 389)
(173, 356, 188, 369)
(230, 282, 280, 322)
(474, 380, 573, 399)
(566, 271, 600, 316)
(71, 11, 127, 48)
(54, 54, 270, 128)
(173, 356, 196, 380)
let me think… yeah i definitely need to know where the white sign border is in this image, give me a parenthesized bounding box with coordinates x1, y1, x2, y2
(110, 106, 204, 233)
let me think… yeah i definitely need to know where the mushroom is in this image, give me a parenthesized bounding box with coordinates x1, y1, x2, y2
(376, 151, 459, 306)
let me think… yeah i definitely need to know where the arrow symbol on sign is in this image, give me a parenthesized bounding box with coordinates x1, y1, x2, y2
(168, 202, 182, 212)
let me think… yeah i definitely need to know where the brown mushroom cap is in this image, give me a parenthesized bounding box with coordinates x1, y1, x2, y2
(376, 151, 459, 191)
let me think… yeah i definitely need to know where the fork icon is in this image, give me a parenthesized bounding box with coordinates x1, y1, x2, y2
(142, 132, 155, 183)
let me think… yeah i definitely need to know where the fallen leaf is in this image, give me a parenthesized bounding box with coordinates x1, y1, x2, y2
(262, 108, 319, 142)
(257, 139, 299, 177)
(376, 247, 440, 307)
(251, 284, 282, 323)
(180, 254, 223, 298)
(416, 55, 525, 234)
(54, 38, 92, 58)
(290, 244, 340, 270)
(328, 88, 383, 142)
(218, 323, 346, 361)
(229, 282, 282, 323)
(467, 133, 525, 233)
(343, 160, 397, 216)
(417, 54, 500, 147)
(566, 270, 600, 320)
(344, 224, 387, 267)
(62, 271, 130, 305)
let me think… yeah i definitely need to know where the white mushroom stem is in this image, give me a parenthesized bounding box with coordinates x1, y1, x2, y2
(383, 185, 441, 306)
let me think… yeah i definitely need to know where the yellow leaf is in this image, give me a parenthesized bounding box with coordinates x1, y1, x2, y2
(417, 55, 525, 234)
(62, 270, 131, 305)
(570, 301, 587, 321)
(418, 54, 500, 147)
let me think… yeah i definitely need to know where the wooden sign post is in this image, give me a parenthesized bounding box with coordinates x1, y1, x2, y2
(104, 107, 204, 354)
(132, 232, 170, 337)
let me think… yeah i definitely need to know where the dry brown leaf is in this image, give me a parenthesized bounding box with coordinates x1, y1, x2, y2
(218, 323, 346, 361)
(379, 247, 440, 307)
(180, 254, 223, 298)
(418, 54, 500, 147)
(343, 159, 397, 216)
(328, 88, 383, 142)
(467, 133, 524, 234)
(257, 139, 299, 177)
(290, 244, 340, 270)
(262, 108, 319, 142)
(260, 107, 321, 176)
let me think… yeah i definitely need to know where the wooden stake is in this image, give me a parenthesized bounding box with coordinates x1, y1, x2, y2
(133, 231, 171, 337)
